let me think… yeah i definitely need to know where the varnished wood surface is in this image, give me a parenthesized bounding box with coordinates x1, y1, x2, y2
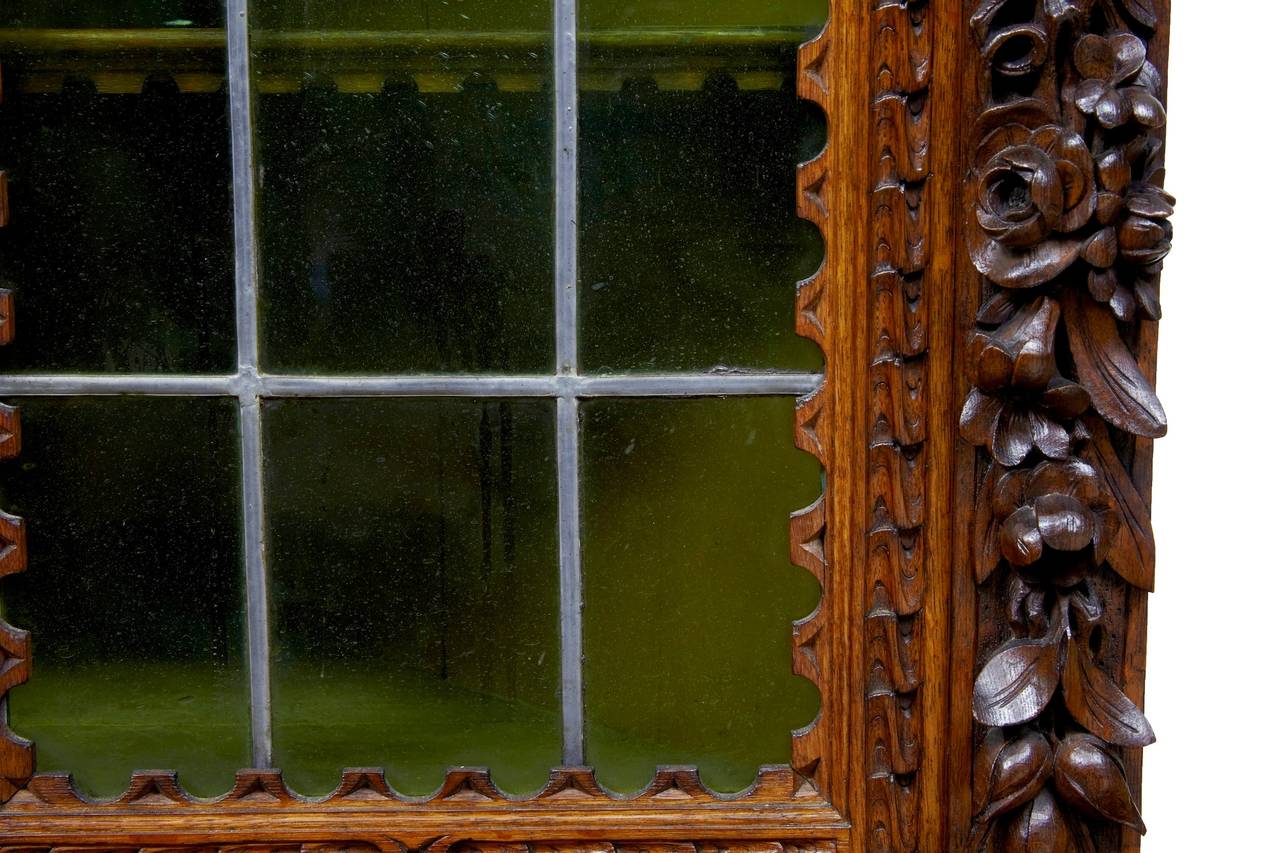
(0, 1, 1173, 849)
(952, 1, 1172, 851)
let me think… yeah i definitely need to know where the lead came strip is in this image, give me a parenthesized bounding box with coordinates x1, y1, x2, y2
(553, 0, 586, 767)
(226, 0, 273, 769)
(0, 373, 825, 399)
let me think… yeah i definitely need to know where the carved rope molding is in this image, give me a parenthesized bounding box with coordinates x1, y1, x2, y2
(961, 1, 1170, 851)
(862, 1, 934, 850)
(0, 56, 32, 803)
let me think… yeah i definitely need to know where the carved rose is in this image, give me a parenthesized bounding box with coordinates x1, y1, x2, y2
(968, 105, 1096, 289)
(961, 298, 1090, 467)
(1071, 33, 1166, 130)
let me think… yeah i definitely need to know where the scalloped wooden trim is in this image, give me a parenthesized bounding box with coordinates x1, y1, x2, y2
(4, 766, 825, 810)
(791, 12, 835, 807)
(0, 768, 849, 851)
(0, 94, 29, 799)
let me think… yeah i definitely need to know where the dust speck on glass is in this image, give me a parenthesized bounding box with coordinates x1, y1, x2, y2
(0, 0, 828, 797)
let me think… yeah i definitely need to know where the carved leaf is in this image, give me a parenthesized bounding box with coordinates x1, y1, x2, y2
(974, 635, 1063, 727)
(970, 237, 1084, 291)
(1054, 733, 1147, 833)
(1081, 417, 1156, 591)
(1062, 289, 1167, 438)
(974, 461, 1003, 583)
(1120, 0, 1159, 29)
(974, 730, 1054, 823)
(1062, 637, 1155, 747)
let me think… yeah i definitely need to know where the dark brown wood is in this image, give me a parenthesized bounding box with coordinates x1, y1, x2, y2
(0, 2, 1175, 849)
(954, 1, 1172, 851)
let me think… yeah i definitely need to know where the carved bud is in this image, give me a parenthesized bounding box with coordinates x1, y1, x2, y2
(1000, 790, 1089, 853)
(974, 729, 1055, 824)
(1053, 733, 1147, 834)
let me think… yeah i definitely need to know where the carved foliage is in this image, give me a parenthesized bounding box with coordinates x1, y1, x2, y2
(963, 1, 1170, 849)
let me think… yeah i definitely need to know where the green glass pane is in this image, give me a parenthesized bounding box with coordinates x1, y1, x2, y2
(0, 397, 247, 797)
(0, 11, 234, 373)
(1, 2, 224, 29)
(578, 1, 826, 373)
(264, 398, 560, 795)
(252, 3, 554, 374)
(581, 397, 820, 793)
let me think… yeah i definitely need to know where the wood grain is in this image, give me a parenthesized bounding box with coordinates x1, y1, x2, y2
(0, 1, 1176, 848)
(954, 1, 1173, 850)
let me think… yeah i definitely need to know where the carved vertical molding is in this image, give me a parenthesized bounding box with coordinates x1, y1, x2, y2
(863, 2, 931, 850)
(959, 1, 1171, 850)
(0, 56, 31, 801)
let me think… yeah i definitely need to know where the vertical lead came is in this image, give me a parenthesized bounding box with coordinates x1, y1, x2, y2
(225, 0, 273, 769)
(553, 0, 585, 767)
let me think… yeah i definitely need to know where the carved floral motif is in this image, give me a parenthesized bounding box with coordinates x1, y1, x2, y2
(964, 0, 1171, 849)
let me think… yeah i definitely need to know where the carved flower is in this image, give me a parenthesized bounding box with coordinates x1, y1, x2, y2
(961, 298, 1090, 466)
(993, 459, 1118, 569)
(1081, 149, 1176, 320)
(1072, 33, 1167, 130)
(968, 106, 1096, 289)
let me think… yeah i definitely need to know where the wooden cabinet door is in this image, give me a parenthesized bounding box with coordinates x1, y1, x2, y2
(0, 1, 1174, 850)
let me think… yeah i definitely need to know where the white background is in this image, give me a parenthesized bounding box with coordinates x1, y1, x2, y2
(1141, 2, 1280, 848)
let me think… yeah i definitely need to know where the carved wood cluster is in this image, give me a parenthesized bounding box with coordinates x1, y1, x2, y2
(865, 2, 931, 850)
(0, 58, 30, 803)
(961, 1, 1170, 850)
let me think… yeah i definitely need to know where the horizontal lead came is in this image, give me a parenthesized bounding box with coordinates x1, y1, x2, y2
(0, 373, 823, 399)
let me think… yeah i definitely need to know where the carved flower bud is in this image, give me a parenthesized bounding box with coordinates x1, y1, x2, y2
(974, 729, 1054, 824)
(1053, 733, 1147, 834)
(1001, 790, 1088, 853)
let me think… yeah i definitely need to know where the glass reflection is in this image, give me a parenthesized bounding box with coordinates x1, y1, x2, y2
(252, 1, 555, 374)
(0, 397, 247, 797)
(579, 0, 827, 373)
(581, 396, 821, 793)
(0, 8, 234, 373)
(264, 397, 560, 794)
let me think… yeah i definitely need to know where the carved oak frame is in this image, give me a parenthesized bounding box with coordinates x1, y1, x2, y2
(0, 1, 1173, 850)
